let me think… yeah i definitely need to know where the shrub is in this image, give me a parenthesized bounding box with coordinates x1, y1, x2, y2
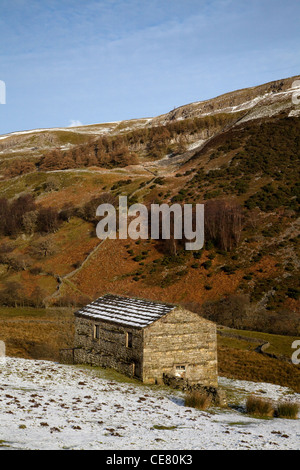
(31, 237, 57, 258)
(202, 260, 212, 270)
(29, 265, 43, 275)
(5, 255, 26, 272)
(23, 211, 38, 234)
(221, 265, 236, 275)
(185, 391, 212, 410)
(275, 402, 299, 419)
(246, 395, 274, 418)
(79, 193, 117, 222)
(37, 207, 61, 233)
(200, 294, 250, 329)
(53, 294, 78, 307)
(287, 288, 300, 300)
(59, 204, 76, 222)
(193, 251, 202, 260)
(133, 254, 144, 262)
(191, 263, 199, 269)
(0, 281, 25, 306)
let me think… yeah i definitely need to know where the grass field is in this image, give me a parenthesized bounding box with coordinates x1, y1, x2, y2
(0, 307, 74, 361)
(218, 327, 300, 393)
(218, 327, 300, 358)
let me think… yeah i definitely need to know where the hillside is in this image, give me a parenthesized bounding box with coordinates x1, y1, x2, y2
(0, 75, 299, 340)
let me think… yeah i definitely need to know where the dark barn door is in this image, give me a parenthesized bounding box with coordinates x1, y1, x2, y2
(133, 361, 141, 379)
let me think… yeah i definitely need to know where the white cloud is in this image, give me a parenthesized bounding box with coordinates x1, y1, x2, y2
(69, 119, 83, 127)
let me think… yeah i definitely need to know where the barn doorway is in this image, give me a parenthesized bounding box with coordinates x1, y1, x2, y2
(133, 361, 141, 379)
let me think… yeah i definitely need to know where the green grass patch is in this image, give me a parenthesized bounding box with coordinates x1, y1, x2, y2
(0, 440, 10, 448)
(152, 425, 177, 431)
(0, 306, 49, 318)
(218, 328, 300, 358)
(74, 364, 143, 386)
(52, 131, 92, 146)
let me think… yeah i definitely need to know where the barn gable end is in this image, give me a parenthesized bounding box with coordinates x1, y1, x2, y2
(143, 307, 217, 386)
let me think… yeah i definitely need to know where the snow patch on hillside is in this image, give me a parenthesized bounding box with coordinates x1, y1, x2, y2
(0, 118, 153, 142)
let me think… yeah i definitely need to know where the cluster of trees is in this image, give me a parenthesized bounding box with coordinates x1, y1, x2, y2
(0, 194, 61, 237)
(39, 138, 139, 171)
(0, 281, 46, 307)
(0, 191, 244, 256)
(122, 113, 238, 159)
(147, 199, 244, 256)
(3, 159, 36, 178)
(184, 294, 300, 336)
(0, 192, 120, 239)
(37, 113, 238, 172)
(204, 200, 244, 251)
(1, 112, 240, 179)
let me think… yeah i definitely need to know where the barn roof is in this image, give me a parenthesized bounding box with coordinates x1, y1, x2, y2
(74, 294, 176, 328)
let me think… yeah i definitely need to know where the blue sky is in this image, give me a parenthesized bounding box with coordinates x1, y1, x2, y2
(0, 0, 299, 134)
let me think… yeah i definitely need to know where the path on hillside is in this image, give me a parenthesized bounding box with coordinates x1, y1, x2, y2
(44, 169, 158, 305)
(44, 239, 107, 306)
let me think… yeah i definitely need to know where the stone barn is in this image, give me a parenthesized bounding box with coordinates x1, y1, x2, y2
(63, 294, 218, 387)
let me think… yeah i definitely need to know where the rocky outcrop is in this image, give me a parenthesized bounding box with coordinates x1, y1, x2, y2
(151, 75, 300, 126)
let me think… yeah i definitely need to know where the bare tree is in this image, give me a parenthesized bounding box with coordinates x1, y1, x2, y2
(205, 200, 244, 251)
(31, 237, 57, 258)
(22, 211, 38, 235)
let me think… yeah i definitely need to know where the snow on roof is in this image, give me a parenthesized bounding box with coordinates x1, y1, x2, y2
(75, 294, 176, 328)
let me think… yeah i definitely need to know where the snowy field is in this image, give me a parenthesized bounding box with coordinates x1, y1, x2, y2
(0, 357, 299, 450)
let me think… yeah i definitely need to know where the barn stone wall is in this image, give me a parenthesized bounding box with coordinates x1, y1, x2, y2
(59, 348, 75, 365)
(73, 315, 144, 379)
(142, 307, 217, 386)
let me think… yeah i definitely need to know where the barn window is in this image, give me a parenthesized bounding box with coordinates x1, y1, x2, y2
(94, 325, 100, 340)
(126, 332, 133, 348)
(175, 365, 186, 377)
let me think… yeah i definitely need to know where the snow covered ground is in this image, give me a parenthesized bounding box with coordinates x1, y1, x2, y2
(0, 357, 299, 450)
